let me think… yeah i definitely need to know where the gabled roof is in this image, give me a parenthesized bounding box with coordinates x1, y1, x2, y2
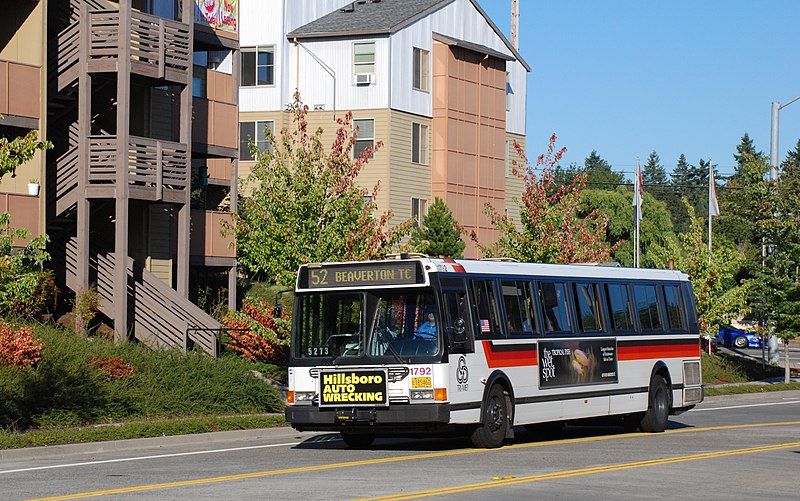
(287, 0, 531, 72)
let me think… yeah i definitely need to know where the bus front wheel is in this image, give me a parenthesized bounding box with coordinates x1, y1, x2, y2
(639, 374, 670, 433)
(470, 384, 509, 448)
(340, 432, 375, 449)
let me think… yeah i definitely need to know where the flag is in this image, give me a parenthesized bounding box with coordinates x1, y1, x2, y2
(480, 319, 491, 333)
(632, 163, 644, 221)
(709, 163, 720, 217)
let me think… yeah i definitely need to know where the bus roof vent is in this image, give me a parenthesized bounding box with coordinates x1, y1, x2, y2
(385, 252, 429, 260)
(571, 262, 621, 267)
(480, 257, 519, 263)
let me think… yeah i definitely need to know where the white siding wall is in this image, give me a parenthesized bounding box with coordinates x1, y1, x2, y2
(390, 0, 528, 134)
(286, 37, 391, 112)
(239, 0, 286, 112)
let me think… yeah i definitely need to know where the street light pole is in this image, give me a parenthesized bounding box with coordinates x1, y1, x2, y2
(770, 96, 800, 180)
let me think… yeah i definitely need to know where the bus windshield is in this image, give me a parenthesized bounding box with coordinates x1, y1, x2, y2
(295, 290, 440, 361)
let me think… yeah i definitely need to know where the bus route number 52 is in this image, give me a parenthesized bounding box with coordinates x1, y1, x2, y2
(310, 269, 329, 286)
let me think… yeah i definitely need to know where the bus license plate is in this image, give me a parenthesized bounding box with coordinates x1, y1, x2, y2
(319, 369, 388, 407)
(411, 376, 432, 388)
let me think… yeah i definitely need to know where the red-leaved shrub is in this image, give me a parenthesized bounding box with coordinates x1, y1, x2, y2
(0, 322, 44, 368)
(88, 357, 137, 380)
(223, 298, 290, 364)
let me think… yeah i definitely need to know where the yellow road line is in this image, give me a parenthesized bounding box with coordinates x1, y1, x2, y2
(28, 420, 800, 501)
(360, 440, 800, 501)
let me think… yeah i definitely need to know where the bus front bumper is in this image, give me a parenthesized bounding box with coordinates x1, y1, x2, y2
(286, 403, 450, 432)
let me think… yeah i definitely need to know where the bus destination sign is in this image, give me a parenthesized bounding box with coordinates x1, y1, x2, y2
(301, 262, 422, 289)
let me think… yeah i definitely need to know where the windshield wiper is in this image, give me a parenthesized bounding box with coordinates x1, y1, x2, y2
(377, 329, 408, 365)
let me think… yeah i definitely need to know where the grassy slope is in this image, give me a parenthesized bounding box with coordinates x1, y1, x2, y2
(702, 352, 782, 384)
(0, 323, 285, 430)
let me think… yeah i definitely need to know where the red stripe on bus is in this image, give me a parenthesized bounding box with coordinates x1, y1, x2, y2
(618, 342, 700, 360)
(482, 340, 538, 368)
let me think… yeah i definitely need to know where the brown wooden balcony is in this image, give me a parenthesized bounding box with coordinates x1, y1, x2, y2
(88, 9, 191, 84)
(192, 70, 237, 157)
(190, 209, 235, 263)
(87, 135, 189, 203)
(0, 60, 40, 128)
(0, 193, 39, 246)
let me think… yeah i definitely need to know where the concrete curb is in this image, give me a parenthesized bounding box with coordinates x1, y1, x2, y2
(0, 424, 297, 463)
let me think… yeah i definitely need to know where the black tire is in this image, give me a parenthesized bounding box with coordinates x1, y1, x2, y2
(470, 384, 509, 448)
(340, 432, 375, 449)
(639, 374, 670, 433)
(734, 336, 748, 349)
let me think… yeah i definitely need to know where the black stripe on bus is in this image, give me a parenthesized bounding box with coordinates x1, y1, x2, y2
(488, 342, 538, 352)
(617, 338, 698, 347)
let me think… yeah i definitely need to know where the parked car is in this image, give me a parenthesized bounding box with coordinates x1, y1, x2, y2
(716, 325, 763, 349)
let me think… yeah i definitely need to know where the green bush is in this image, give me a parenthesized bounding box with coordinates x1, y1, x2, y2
(0, 323, 284, 430)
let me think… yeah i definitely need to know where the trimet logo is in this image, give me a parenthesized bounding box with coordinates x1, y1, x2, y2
(456, 356, 469, 391)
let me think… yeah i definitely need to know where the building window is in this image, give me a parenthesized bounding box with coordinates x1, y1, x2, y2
(353, 119, 374, 159)
(412, 47, 429, 91)
(192, 65, 207, 98)
(353, 42, 375, 78)
(239, 120, 274, 161)
(411, 197, 428, 227)
(412, 122, 429, 164)
(241, 46, 275, 87)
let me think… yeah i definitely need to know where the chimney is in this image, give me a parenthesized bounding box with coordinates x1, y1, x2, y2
(510, 0, 519, 50)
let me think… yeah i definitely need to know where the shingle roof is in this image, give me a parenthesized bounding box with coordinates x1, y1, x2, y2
(287, 0, 450, 38)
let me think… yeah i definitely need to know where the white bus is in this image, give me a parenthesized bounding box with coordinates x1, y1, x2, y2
(285, 256, 703, 448)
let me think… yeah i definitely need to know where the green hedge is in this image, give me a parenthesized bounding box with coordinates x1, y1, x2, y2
(0, 324, 284, 430)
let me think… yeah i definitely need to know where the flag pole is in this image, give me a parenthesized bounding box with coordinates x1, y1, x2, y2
(708, 160, 713, 263)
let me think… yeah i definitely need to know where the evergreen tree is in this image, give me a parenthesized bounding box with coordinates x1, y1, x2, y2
(643, 151, 667, 185)
(410, 197, 466, 258)
(732, 133, 764, 180)
(583, 150, 625, 186)
(687, 158, 711, 219)
(780, 138, 800, 171)
(669, 154, 693, 232)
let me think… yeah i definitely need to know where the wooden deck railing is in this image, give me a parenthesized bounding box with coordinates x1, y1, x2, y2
(88, 135, 189, 194)
(88, 9, 191, 80)
(66, 237, 220, 356)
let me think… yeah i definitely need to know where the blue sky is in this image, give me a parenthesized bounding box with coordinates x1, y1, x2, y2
(478, 0, 800, 179)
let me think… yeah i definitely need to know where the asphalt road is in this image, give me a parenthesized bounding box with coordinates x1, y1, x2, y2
(3, 391, 800, 500)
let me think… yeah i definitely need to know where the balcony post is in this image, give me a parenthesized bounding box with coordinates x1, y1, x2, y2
(176, 0, 195, 298)
(76, 2, 91, 292)
(114, 0, 133, 343)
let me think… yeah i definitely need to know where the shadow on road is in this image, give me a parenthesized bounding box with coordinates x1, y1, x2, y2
(293, 419, 695, 451)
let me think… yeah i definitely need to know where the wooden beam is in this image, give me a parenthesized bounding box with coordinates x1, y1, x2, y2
(114, 0, 132, 343)
(176, 0, 195, 298)
(76, 2, 91, 292)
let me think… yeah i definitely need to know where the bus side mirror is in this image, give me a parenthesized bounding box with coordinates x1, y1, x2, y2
(450, 318, 467, 344)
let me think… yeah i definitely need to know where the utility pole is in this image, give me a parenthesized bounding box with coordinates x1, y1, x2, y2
(511, 0, 519, 50)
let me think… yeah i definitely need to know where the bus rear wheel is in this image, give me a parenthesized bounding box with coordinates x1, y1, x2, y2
(639, 374, 670, 433)
(340, 432, 375, 449)
(470, 384, 509, 448)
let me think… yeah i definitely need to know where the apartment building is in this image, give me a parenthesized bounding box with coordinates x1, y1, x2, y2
(238, 0, 530, 257)
(0, 0, 242, 354)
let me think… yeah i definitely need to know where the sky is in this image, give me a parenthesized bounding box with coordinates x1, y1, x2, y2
(477, 0, 800, 179)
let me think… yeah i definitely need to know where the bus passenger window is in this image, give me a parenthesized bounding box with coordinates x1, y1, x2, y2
(574, 283, 603, 332)
(502, 281, 537, 336)
(663, 285, 687, 331)
(539, 282, 571, 333)
(471, 280, 502, 338)
(606, 283, 634, 332)
(633, 285, 663, 331)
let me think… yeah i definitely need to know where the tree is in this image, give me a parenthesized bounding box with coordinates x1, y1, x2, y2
(410, 197, 465, 258)
(233, 93, 411, 286)
(669, 154, 693, 232)
(478, 135, 620, 263)
(580, 187, 675, 267)
(0, 118, 51, 179)
(649, 201, 749, 336)
(716, 152, 770, 258)
(643, 151, 667, 185)
(781, 138, 800, 171)
(733, 133, 764, 174)
(583, 150, 625, 186)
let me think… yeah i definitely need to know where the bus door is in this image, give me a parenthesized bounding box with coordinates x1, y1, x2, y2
(439, 276, 483, 421)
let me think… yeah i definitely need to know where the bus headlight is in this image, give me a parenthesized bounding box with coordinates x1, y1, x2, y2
(294, 391, 316, 402)
(410, 389, 435, 400)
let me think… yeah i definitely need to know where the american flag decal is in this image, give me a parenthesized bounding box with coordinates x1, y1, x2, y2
(480, 319, 491, 333)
